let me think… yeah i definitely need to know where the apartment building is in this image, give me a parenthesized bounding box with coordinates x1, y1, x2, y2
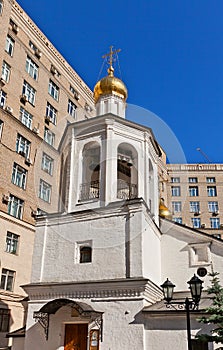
(0, 0, 94, 347)
(166, 163, 223, 239)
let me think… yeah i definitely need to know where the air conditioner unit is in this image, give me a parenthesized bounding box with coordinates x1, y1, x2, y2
(25, 158, 32, 166)
(212, 210, 219, 216)
(34, 48, 42, 59)
(201, 223, 206, 228)
(5, 106, 13, 114)
(31, 210, 37, 217)
(2, 194, 9, 204)
(20, 94, 28, 103)
(11, 24, 19, 34)
(32, 127, 39, 134)
(19, 150, 26, 157)
(220, 224, 223, 229)
(50, 65, 57, 75)
(74, 92, 80, 100)
(0, 78, 5, 85)
(194, 211, 201, 216)
(45, 116, 51, 124)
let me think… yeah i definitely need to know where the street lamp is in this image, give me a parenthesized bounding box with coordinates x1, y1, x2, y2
(161, 274, 203, 350)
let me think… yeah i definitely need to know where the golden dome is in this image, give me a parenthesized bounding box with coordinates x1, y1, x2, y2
(159, 198, 172, 219)
(94, 66, 128, 103)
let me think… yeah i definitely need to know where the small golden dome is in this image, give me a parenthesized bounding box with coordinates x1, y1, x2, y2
(159, 198, 172, 219)
(94, 66, 128, 103)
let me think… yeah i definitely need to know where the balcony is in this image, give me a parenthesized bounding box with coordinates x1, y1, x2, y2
(117, 181, 138, 200)
(79, 181, 100, 201)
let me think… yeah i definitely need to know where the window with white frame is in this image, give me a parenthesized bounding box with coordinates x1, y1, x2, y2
(173, 217, 182, 224)
(207, 186, 217, 197)
(48, 79, 59, 101)
(210, 217, 220, 229)
(206, 177, 215, 183)
(29, 40, 37, 51)
(11, 163, 27, 189)
(16, 134, 30, 158)
(190, 201, 200, 213)
(0, 268, 15, 291)
(22, 81, 36, 105)
(6, 232, 19, 254)
(20, 107, 33, 129)
(208, 201, 219, 213)
(188, 177, 198, 183)
(46, 102, 57, 124)
(0, 90, 6, 108)
(172, 201, 181, 213)
(25, 56, 38, 80)
(44, 127, 55, 146)
(171, 177, 180, 183)
(0, 0, 3, 15)
(0, 309, 10, 332)
(1, 61, 10, 82)
(191, 217, 201, 228)
(8, 195, 24, 219)
(67, 99, 76, 118)
(0, 120, 3, 139)
(39, 179, 51, 203)
(171, 186, 181, 196)
(189, 186, 199, 196)
(5, 35, 14, 56)
(42, 153, 53, 175)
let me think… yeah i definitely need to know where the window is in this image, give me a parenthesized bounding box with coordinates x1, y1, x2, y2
(46, 102, 57, 124)
(208, 201, 218, 213)
(207, 186, 217, 197)
(11, 163, 27, 189)
(189, 243, 211, 266)
(44, 127, 55, 146)
(5, 35, 14, 56)
(25, 56, 38, 80)
(80, 246, 92, 263)
(210, 218, 220, 229)
(171, 177, 180, 183)
(171, 186, 181, 196)
(29, 40, 37, 51)
(206, 177, 215, 183)
(191, 218, 201, 228)
(190, 201, 200, 213)
(8, 195, 24, 219)
(39, 179, 51, 203)
(172, 201, 181, 213)
(16, 134, 30, 158)
(22, 81, 36, 105)
(1, 61, 10, 82)
(0, 0, 3, 15)
(0, 120, 3, 139)
(70, 85, 75, 93)
(20, 107, 33, 129)
(67, 99, 76, 118)
(189, 186, 199, 197)
(0, 309, 10, 332)
(0, 90, 6, 108)
(0, 269, 15, 291)
(42, 153, 53, 175)
(188, 177, 198, 183)
(6, 232, 19, 254)
(173, 217, 182, 224)
(48, 79, 59, 101)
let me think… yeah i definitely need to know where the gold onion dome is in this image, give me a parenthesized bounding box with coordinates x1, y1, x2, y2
(94, 66, 128, 103)
(159, 198, 172, 219)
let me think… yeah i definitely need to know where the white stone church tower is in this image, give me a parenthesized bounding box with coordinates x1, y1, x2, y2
(11, 50, 223, 350)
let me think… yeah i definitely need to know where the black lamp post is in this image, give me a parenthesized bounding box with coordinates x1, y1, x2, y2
(161, 274, 203, 350)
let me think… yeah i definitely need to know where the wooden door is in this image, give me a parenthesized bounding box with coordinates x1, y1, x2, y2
(64, 324, 88, 350)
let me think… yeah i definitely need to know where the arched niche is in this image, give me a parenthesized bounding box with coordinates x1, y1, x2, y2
(79, 141, 101, 201)
(117, 143, 138, 200)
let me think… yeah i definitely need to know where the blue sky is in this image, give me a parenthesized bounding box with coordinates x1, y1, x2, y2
(17, 0, 223, 163)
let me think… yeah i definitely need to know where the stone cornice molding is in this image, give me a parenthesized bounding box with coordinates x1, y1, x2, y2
(22, 278, 162, 303)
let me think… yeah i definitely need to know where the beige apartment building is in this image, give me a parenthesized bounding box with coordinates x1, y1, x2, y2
(166, 163, 223, 239)
(0, 0, 94, 347)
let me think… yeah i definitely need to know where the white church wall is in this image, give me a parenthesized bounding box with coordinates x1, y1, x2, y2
(160, 219, 223, 290)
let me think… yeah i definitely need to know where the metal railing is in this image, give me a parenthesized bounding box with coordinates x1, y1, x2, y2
(79, 180, 100, 201)
(117, 181, 138, 200)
